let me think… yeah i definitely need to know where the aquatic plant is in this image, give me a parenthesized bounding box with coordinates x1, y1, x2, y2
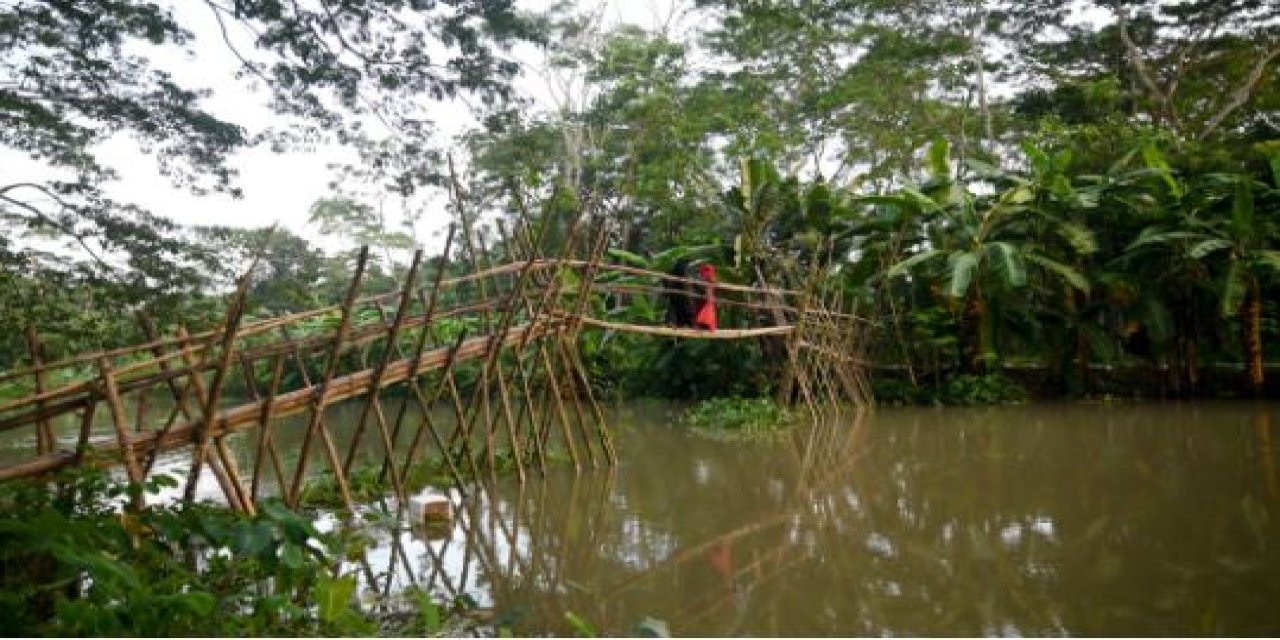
(680, 396, 799, 440)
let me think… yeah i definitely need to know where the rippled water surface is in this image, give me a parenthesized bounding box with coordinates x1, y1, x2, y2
(6, 400, 1280, 635)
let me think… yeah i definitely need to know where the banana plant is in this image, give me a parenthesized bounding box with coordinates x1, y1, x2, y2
(1128, 167, 1280, 394)
(884, 140, 1092, 373)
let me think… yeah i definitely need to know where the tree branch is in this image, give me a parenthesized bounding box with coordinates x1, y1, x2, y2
(1113, 5, 1182, 132)
(0, 184, 113, 271)
(1199, 42, 1280, 140)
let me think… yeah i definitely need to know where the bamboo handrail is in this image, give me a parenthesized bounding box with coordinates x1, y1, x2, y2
(570, 315, 796, 339)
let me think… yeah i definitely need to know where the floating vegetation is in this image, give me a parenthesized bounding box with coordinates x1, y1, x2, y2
(680, 396, 800, 441)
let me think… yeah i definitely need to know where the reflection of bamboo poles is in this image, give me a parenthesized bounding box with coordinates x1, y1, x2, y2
(352, 410, 874, 634)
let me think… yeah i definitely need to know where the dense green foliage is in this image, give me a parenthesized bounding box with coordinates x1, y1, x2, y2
(0, 466, 482, 636)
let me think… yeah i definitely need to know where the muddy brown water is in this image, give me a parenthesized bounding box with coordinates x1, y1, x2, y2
(4, 400, 1280, 635)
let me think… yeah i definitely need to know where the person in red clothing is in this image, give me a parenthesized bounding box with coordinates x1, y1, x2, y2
(692, 262, 718, 331)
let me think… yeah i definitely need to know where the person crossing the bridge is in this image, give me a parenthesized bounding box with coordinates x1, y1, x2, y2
(692, 262, 718, 332)
(661, 259, 718, 332)
(663, 258, 697, 328)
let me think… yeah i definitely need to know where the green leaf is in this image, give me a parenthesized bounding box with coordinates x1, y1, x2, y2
(1221, 260, 1248, 317)
(1025, 253, 1090, 293)
(987, 242, 1026, 287)
(1022, 140, 1050, 177)
(565, 611, 597, 637)
(280, 542, 305, 570)
(1004, 186, 1035, 205)
(232, 521, 274, 557)
(947, 252, 979, 298)
(315, 573, 357, 624)
(1058, 221, 1098, 255)
(59, 549, 141, 589)
(885, 249, 943, 278)
(1142, 144, 1183, 197)
(927, 137, 951, 182)
(1254, 251, 1280, 272)
(1231, 177, 1255, 239)
(1125, 229, 1202, 252)
(606, 248, 649, 268)
(901, 186, 945, 214)
(176, 591, 217, 617)
(1188, 238, 1232, 260)
(418, 591, 442, 634)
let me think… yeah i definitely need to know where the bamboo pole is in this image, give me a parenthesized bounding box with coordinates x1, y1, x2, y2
(496, 221, 550, 473)
(250, 354, 288, 502)
(0, 322, 557, 482)
(98, 357, 146, 510)
(136, 313, 199, 476)
(173, 327, 252, 515)
(287, 247, 370, 510)
(73, 401, 96, 464)
(24, 329, 55, 455)
(555, 223, 613, 467)
(396, 330, 473, 492)
(380, 225, 462, 489)
(341, 249, 424, 505)
(507, 211, 590, 472)
(184, 256, 258, 507)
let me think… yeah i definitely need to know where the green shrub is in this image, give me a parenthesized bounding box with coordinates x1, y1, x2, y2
(0, 466, 482, 637)
(680, 397, 799, 439)
(940, 373, 1027, 405)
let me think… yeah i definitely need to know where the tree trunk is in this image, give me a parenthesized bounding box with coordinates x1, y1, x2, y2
(965, 291, 988, 374)
(1244, 282, 1264, 395)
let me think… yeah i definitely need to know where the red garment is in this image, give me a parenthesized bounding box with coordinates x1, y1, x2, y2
(693, 263, 718, 331)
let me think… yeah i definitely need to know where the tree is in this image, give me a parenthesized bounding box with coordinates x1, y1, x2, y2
(999, 0, 1280, 142)
(2, 0, 541, 298)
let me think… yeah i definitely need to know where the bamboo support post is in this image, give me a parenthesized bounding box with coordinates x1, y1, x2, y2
(136, 312, 198, 475)
(287, 247, 370, 510)
(173, 327, 252, 514)
(508, 213, 592, 472)
(341, 249, 424, 504)
(250, 354, 288, 502)
(25, 329, 55, 455)
(380, 226, 463, 489)
(182, 260, 257, 510)
(98, 357, 146, 510)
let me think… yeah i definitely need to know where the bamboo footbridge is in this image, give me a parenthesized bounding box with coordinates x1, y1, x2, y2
(0, 221, 869, 514)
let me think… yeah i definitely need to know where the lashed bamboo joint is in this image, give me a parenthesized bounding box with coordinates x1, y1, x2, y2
(0, 223, 869, 512)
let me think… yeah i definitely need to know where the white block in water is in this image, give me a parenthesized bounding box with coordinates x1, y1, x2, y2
(409, 490, 453, 523)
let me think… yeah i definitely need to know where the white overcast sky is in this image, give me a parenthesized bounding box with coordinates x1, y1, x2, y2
(4, 0, 687, 254)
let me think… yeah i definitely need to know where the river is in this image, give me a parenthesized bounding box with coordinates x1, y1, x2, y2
(4, 399, 1279, 635)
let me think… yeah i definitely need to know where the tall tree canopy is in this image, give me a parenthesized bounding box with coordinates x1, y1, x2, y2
(1, 0, 540, 290)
